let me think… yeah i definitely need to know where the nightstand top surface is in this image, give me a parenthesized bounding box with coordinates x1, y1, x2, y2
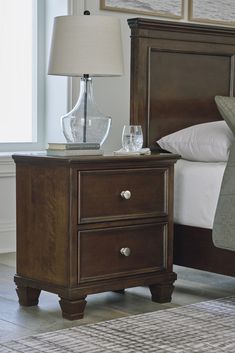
(12, 152, 180, 163)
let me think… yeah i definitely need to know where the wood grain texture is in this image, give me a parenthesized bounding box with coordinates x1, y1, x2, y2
(13, 153, 178, 319)
(79, 168, 166, 223)
(79, 223, 166, 282)
(128, 17, 235, 277)
(174, 225, 235, 277)
(128, 18, 235, 148)
(15, 163, 70, 286)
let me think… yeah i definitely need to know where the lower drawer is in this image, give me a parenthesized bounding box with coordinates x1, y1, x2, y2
(78, 223, 167, 283)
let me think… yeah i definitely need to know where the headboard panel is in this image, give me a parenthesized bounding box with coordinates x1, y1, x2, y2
(128, 18, 235, 148)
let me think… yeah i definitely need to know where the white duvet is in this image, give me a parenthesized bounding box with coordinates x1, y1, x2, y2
(174, 159, 226, 229)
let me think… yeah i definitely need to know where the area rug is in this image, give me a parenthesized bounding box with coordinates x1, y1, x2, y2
(0, 297, 234, 353)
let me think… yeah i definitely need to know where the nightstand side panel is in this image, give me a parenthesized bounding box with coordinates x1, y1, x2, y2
(15, 163, 71, 286)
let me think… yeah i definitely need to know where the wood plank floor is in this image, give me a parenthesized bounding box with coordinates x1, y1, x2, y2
(0, 252, 234, 343)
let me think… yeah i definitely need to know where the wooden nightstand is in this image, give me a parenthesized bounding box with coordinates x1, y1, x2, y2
(13, 153, 179, 320)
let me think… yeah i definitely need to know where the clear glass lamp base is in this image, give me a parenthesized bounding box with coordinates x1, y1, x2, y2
(62, 76, 111, 145)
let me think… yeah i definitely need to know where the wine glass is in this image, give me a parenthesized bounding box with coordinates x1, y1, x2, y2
(122, 125, 143, 152)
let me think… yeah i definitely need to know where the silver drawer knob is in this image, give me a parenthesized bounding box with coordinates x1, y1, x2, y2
(120, 190, 131, 200)
(120, 247, 131, 257)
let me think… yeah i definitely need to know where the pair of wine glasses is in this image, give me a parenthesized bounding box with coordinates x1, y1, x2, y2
(122, 125, 143, 152)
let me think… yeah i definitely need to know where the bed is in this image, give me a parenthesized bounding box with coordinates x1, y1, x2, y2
(128, 18, 235, 277)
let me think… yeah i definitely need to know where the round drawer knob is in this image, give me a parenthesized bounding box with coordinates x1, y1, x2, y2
(120, 190, 131, 200)
(120, 247, 131, 257)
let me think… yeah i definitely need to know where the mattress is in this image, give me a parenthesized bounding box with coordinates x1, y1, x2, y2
(174, 159, 226, 229)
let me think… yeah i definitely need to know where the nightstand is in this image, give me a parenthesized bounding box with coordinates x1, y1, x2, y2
(13, 153, 179, 320)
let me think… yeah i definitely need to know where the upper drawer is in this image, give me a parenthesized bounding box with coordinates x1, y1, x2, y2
(78, 168, 168, 223)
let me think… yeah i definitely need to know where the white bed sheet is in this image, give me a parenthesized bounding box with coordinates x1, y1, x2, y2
(174, 159, 226, 229)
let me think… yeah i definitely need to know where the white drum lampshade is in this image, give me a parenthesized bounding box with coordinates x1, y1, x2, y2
(48, 15, 124, 77)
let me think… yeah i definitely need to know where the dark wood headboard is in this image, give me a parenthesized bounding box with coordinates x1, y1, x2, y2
(128, 18, 235, 149)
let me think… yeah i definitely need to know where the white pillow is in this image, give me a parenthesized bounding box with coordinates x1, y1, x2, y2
(157, 121, 234, 162)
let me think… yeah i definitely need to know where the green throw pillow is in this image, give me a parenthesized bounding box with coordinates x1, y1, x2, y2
(215, 96, 235, 135)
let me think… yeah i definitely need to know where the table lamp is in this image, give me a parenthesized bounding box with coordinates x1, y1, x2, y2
(48, 13, 123, 145)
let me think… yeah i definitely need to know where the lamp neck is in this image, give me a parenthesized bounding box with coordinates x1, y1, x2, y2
(81, 75, 91, 143)
(79, 76, 93, 102)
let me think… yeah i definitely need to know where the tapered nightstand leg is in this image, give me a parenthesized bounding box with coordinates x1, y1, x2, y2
(59, 297, 87, 320)
(149, 283, 175, 303)
(16, 286, 41, 306)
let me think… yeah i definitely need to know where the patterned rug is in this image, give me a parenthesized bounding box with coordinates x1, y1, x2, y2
(0, 297, 234, 353)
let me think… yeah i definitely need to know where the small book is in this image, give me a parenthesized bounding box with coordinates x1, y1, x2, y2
(47, 142, 100, 150)
(46, 149, 103, 156)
